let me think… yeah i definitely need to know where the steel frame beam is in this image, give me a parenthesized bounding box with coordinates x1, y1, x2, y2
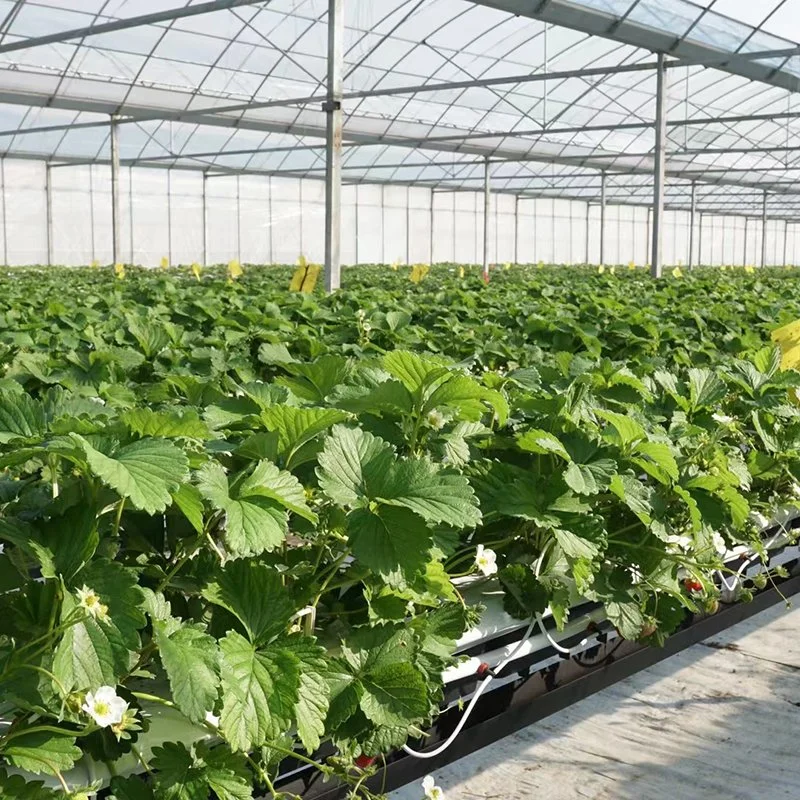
(651, 53, 667, 279)
(11, 107, 800, 154)
(323, 0, 343, 293)
(471, 0, 800, 93)
(10, 106, 800, 157)
(0, 0, 270, 55)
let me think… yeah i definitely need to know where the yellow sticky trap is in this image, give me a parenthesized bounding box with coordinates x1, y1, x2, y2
(290, 258, 320, 293)
(160, 256, 169, 270)
(673, 266, 684, 278)
(290, 255, 308, 291)
(301, 264, 321, 293)
(391, 261, 400, 271)
(91, 259, 99, 269)
(114, 263, 125, 280)
(628, 261, 636, 271)
(598, 264, 605, 274)
(458, 265, 465, 279)
(745, 265, 755, 274)
(504, 262, 511, 271)
(191, 262, 202, 281)
(410, 264, 430, 284)
(537, 260, 544, 269)
(228, 260, 243, 280)
(609, 265, 616, 275)
(772, 319, 800, 371)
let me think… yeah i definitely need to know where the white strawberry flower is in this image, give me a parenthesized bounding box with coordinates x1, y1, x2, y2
(82, 686, 128, 728)
(422, 775, 445, 800)
(712, 413, 734, 425)
(712, 531, 727, 556)
(474, 544, 498, 577)
(426, 408, 446, 430)
(666, 534, 692, 551)
(791, 482, 800, 499)
(76, 585, 109, 623)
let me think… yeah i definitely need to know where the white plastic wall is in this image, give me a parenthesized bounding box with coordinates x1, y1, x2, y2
(0, 156, 794, 268)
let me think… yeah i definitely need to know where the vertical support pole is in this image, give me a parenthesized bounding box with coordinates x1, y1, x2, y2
(761, 190, 768, 268)
(45, 164, 53, 266)
(783, 219, 789, 267)
(323, 0, 344, 292)
(514, 195, 519, 265)
(483, 157, 491, 280)
(0, 158, 7, 266)
(405, 186, 411, 265)
(299, 178, 304, 259)
(128, 167, 134, 264)
(651, 52, 668, 279)
(599, 172, 606, 265)
(380, 185, 386, 265)
(166, 169, 173, 266)
(688, 181, 696, 269)
(110, 114, 121, 266)
(202, 172, 208, 266)
(585, 202, 590, 264)
(236, 174, 242, 263)
(267, 176, 273, 265)
(428, 190, 434, 266)
(89, 165, 96, 263)
(698, 212, 703, 265)
(355, 186, 360, 266)
(743, 217, 748, 266)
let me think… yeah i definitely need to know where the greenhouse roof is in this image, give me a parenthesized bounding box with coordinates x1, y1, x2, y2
(1, 0, 800, 218)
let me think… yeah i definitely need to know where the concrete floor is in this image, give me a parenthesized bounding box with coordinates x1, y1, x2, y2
(391, 602, 800, 800)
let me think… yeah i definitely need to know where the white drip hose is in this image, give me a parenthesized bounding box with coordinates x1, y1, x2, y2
(533, 544, 589, 655)
(403, 541, 594, 760)
(717, 529, 787, 592)
(401, 617, 537, 759)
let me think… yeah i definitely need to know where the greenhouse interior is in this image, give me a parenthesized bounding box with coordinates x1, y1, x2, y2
(1, 1, 800, 799)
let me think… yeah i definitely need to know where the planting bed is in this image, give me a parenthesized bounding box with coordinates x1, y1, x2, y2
(0, 263, 799, 799)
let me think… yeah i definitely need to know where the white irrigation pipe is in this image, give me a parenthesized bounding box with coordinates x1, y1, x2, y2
(533, 542, 590, 655)
(401, 617, 537, 760)
(717, 528, 789, 593)
(403, 542, 595, 760)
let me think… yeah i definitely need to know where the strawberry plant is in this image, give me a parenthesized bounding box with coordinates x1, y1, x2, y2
(0, 264, 799, 798)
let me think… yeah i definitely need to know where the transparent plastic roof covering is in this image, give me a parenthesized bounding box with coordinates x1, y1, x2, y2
(0, 0, 799, 217)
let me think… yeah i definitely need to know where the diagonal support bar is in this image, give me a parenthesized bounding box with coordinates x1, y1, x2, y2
(0, 0, 269, 55)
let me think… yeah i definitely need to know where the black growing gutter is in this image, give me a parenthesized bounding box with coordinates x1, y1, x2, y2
(276, 570, 800, 800)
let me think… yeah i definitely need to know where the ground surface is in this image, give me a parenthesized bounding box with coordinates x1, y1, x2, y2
(391, 602, 800, 800)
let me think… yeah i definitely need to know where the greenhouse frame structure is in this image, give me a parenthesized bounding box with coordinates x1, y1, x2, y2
(0, 0, 799, 285)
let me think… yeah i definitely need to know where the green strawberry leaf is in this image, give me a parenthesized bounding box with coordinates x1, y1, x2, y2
(155, 621, 220, 724)
(77, 435, 189, 514)
(197, 461, 287, 557)
(1, 730, 81, 776)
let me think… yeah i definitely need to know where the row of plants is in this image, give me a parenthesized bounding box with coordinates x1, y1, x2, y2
(0, 264, 799, 800)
